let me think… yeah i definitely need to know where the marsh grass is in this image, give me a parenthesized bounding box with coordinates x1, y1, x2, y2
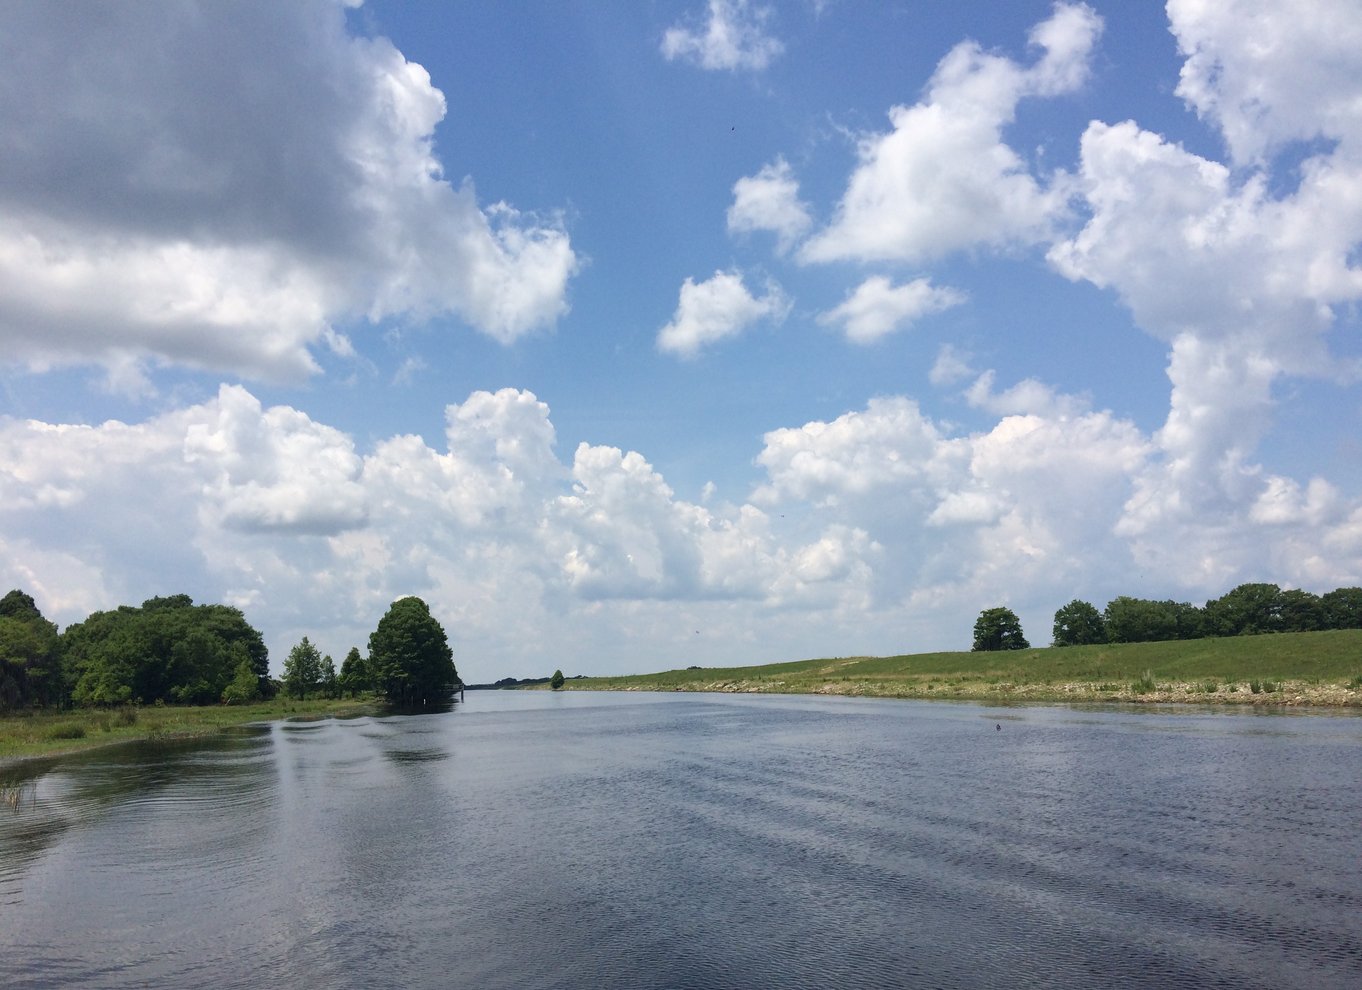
(1, 697, 379, 763)
(1131, 670, 1158, 694)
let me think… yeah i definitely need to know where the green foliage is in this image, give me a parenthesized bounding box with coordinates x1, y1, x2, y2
(1204, 583, 1283, 636)
(222, 655, 261, 705)
(972, 607, 1029, 651)
(368, 597, 458, 707)
(1277, 589, 1327, 632)
(321, 655, 339, 699)
(1052, 599, 1106, 646)
(282, 637, 323, 700)
(62, 596, 269, 708)
(1103, 597, 1202, 644)
(44, 721, 87, 740)
(1322, 587, 1362, 629)
(0, 589, 65, 709)
(550, 669, 565, 690)
(338, 646, 370, 698)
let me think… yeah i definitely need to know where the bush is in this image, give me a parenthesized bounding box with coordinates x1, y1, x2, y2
(45, 722, 87, 740)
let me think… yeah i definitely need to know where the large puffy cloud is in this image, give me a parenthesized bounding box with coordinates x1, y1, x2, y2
(661, 0, 784, 73)
(1047, 3, 1362, 561)
(2, 377, 1360, 679)
(0, 0, 578, 384)
(656, 270, 790, 357)
(1169, 0, 1362, 165)
(0, 386, 896, 677)
(800, 2, 1102, 265)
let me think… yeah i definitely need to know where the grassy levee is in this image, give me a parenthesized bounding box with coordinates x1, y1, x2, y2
(567, 629, 1362, 706)
(1, 697, 378, 766)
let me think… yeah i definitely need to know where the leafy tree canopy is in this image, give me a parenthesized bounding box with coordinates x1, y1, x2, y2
(62, 596, 269, 706)
(1204, 583, 1283, 637)
(283, 636, 323, 700)
(972, 607, 1029, 652)
(368, 597, 458, 707)
(1321, 587, 1362, 630)
(1052, 599, 1106, 647)
(338, 646, 370, 698)
(550, 669, 565, 690)
(0, 590, 62, 709)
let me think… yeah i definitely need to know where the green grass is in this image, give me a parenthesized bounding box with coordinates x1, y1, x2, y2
(564, 629, 1362, 706)
(1, 696, 379, 764)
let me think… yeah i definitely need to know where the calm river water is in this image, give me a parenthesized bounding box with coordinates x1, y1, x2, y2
(2, 692, 1360, 989)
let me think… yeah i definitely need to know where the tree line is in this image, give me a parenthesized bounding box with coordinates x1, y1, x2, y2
(0, 590, 459, 711)
(973, 583, 1362, 651)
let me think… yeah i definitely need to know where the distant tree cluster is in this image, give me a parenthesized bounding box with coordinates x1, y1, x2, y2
(971, 583, 1362, 652)
(281, 598, 460, 707)
(0, 592, 273, 710)
(1, 588, 463, 713)
(1050, 583, 1362, 648)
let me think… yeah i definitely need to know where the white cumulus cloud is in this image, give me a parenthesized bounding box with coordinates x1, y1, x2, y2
(727, 158, 813, 254)
(800, 2, 1102, 265)
(661, 0, 784, 72)
(0, 1, 579, 384)
(818, 276, 965, 344)
(656, 270, 791, 358)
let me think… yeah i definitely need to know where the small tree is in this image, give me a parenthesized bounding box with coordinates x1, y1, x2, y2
(550, 669, 565, 690)
(1052, 599, 1106, 646)
(338, 646, 369, 698)
(283, 636, 323, 700)
(222, 654, 261, 705)
(321, 655, 339, 699)
(972, 607, 1029, 651)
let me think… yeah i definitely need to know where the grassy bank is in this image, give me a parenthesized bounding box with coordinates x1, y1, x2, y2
(0, 696, 378, 765)
(566, 629, 1362, 707)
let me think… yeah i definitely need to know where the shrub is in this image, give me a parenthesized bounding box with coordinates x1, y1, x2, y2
(1131, 670, 1157, 694)
(45, 722, 87, 740)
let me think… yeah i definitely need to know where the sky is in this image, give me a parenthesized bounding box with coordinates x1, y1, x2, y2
(2, 0, 1361, 683)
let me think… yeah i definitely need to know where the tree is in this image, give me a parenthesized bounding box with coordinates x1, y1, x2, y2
(338, 647, 369, 697)
(550, 669, 565, 690)
(1052, 599, 1106, 646)
(1277, 589, 1327, 633)
(368, 597, 458, 707)
(1204, 583, 1282, 636)
(321, 655, 339, 699)
(1322, 587, 1362, 629)
(972, 607, 1029, 651)
(62, 596, 269, 707)
(0, 590, 63, 709)
(283, 636, 323, 700)
(1104, 597, 1181, 643)
(222, 654, 261, 705)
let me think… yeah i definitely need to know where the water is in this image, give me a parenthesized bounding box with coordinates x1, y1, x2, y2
(2, 692, 1360, 989)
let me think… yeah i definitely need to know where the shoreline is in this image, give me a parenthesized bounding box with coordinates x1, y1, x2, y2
(0, 698, 379, 771)
(559, 677, 1362, 709)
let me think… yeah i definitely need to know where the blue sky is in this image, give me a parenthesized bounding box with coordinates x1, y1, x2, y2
(1, 1, 1360, 682)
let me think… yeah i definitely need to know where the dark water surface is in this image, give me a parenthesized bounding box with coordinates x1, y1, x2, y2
(2, 692, 1360, 989)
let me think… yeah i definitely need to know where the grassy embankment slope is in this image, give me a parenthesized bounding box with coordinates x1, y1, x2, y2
(567, 629, 1362, 707)
(0, 696, 376, 765)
